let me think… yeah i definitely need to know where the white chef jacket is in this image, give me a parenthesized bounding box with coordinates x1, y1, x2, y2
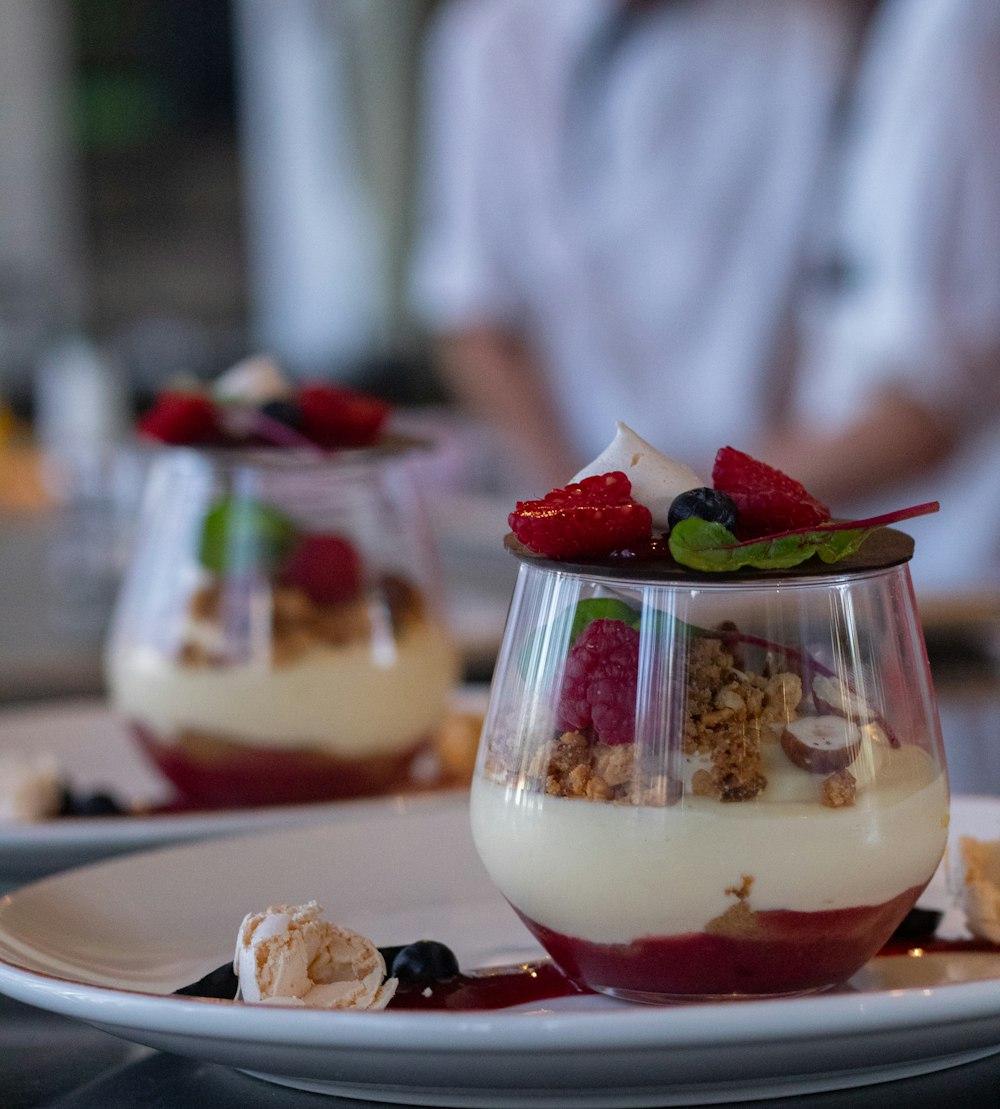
(410, 0, 866, 481)
(794, 0, 1000, 592)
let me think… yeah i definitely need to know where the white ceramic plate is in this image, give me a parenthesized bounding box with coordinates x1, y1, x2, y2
(1, 794, 1000, 1106)
(0, 691, 485, 885)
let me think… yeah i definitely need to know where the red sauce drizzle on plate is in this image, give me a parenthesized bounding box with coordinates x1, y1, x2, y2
(388, 962, 588, 1010)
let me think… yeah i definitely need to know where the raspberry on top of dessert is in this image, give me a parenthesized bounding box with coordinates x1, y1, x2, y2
(137, 355, 392, 453)
(508, 421, 938, 572)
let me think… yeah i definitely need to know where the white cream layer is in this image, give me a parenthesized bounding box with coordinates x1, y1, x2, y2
(470, 746, 948, 944)
(108, 618, 458, 757)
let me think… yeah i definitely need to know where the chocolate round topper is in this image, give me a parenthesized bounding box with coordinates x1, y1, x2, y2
(504, 526, 915, 582)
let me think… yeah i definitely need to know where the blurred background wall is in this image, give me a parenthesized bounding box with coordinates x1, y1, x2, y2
(0, 0, 442, 421)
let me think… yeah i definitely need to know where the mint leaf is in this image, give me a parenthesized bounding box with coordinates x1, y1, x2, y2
(669, 501, 939, 572)
(198, 497, 299, 574)
(669, 519, 874, 571)
(518, 596, 641, 684)
(569, 598, 641, 641)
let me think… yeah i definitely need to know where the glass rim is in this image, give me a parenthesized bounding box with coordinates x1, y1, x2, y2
(133, 432, 432, 472)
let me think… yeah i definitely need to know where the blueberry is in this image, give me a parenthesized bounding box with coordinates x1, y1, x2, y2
(174, 962, 239, 999)
(389, 940, 460, 984)
(260, 399, 303, 430)
(890, 907, 943, 942)
(667, 487, 738, 532)
(56, 784, 77, 816)
(62, 790, 127, 817)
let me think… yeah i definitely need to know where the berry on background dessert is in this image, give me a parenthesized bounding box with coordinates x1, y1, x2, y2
(471, 423, 948, 1000)
(106, 358, 459, 808)
(135, 355, 394, 452)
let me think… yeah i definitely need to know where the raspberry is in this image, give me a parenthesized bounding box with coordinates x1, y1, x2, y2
(281, 533, 362, 605)
(557, 618, 639, 745)
(138, 393, 222, 445)
(297, 383, 391, 449)
(712, 446, 830, 537)
(509, 472, 653, 559)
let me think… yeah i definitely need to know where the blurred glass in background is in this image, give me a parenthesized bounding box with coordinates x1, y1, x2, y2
(0, 0, 997, 714)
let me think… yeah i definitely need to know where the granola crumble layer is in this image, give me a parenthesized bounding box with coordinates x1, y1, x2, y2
(108, 575, 458, 758)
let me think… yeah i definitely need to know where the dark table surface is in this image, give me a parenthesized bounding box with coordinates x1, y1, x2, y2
(4, 992, 1000, 1109)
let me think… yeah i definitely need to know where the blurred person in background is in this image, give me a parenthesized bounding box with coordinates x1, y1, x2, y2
(763, 0, 1000, 592)
(410, 0, 877, 488)
(410, 0, 1000, 592)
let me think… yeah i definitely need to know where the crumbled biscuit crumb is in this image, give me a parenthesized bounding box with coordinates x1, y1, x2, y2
(684, 635, 795, 802)
(726, 875, 754, 900)
(820, 768, 857, 808)
(178, 575, 422, 668)
(705, 900, 758, 938)
(545, 731, 634, 801)
(705, 875, 757, 936)
(691, 769, 719, 798)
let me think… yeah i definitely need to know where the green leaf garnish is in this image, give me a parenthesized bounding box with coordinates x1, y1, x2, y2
(518, 596, 642, 684)
(569, 597, 642, 641)
(198, 497, 299, 574)
(668, 502, 939, 573)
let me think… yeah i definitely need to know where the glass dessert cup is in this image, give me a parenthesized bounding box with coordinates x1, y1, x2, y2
(470, 533, 949, 1003)
(105, 443, 459, 809)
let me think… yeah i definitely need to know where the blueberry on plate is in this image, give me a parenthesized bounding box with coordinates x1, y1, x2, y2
(174, 963, 239, 999)
(389, 940, 460, 984)
(58, 788, 127, 817)
(667, 487, 739, 532)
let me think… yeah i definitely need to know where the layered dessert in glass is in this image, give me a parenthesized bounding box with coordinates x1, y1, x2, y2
(470, 424, 947, 1000)
(105, 362, 458, 808)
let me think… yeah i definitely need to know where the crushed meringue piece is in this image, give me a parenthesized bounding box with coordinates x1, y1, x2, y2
(0, 753, 63, 821)
(571, 422, 704, 529)
(212, 355, 291, 405)
(957, 837, 1000, 944)
(233, 901, 397, 1009)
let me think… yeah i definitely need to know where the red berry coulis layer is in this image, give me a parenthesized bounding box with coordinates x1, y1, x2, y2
(131, 723, 428, 808)
(512, 885, 925, 998)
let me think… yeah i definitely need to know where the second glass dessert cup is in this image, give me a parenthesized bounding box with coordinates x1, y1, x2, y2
(470, 537, 949, 1002)
(105, 443, 459, 809)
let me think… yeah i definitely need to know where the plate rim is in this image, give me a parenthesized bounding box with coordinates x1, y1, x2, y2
(1, 793, 1000, 1058)
(0, 688, 488, 870)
